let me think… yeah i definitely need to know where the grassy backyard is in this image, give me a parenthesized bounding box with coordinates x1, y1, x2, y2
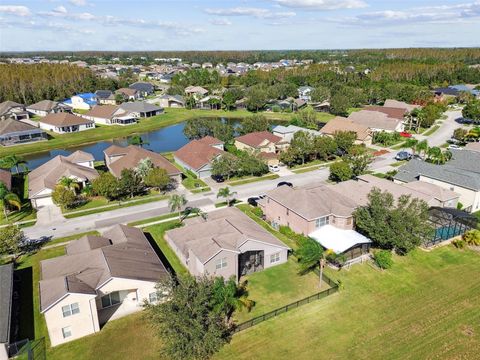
(0, 174, 36, 226)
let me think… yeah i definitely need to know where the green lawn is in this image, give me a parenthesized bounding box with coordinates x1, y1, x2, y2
(0, 109, 292, 158)
(227, 174, 279, 186)
(182, 176, 209, 190)
(216, 247, 480, 360)
(0, 174, 36, 226)
(423, 125, 440, 136)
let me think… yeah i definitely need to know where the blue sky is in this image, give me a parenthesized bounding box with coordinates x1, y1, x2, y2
(0, 0, 479, 51)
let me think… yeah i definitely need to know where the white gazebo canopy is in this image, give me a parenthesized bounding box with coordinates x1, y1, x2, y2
(309, 225, 372, 254)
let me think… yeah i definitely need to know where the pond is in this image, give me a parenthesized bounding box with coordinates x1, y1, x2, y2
(22, 117, 249, 171)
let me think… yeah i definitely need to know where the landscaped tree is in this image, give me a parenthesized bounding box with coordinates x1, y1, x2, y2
(238, 114, 270, 135)
(291, 106, 318, 129)
(288, 131, 316, 164)
(135, 157, 154, 179)
(403, 138, 418, 155)
(145, 275, 232, 360)
(58, 176, 80, 194)
(333, 131, 356, 154)
(211, 153, 238, 180)
(296, 237, 326, 288)
(91, 172, 120, 201)
(169, 194, 187, 221)
(217, 187, 237, 206)
(212, 276, 254, 324)
(144, 167, 170, 191)
(415, 139, 429, 159)
(329, 161, 353, 182)
(128, 135, 149, 147)
(0, 155, 28, 174)
(452, 128, 468, 141)
(0, 225, 24, 260)
(0, 182, 21, 220)
(310, 86, 330, 103)
(427, 146, 452, 165)
(462, 99, 480, 121)
(354, 188, 433, 254)
(329, 93, 350, 116)
(119, 169, 144, 198)
(315, 136, 338, 161)
(345, 146, 373, 177)
(245, 85, 269, 112)
(52, 185, 77, 209)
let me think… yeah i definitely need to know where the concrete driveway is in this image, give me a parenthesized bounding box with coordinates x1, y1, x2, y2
(35, 205, 65, 226)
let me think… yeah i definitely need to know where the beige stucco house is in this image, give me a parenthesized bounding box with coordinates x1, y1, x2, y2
(165, 207, 290, 280)
(39, 113, 95, 134)
(39, 225, 168, 347)
(234, 131, 283, 154)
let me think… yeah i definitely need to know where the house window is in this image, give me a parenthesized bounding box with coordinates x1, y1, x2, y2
(149, 292, 159, 303)
(270, 252, 281, 264)
(315, 216, 330, 228)
(62, 326, 72, 339)
(62, 303, 80, 317)
(101, 291, 121, 308)
(215, 257, 228, 270)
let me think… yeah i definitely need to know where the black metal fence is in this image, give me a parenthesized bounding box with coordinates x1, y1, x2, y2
(10, 338, 46, 360)
(235, 274, 339, 332)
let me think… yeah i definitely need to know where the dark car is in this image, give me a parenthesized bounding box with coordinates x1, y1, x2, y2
(211, 174, 224, 183)
(277, 181, 293, 187)
(247, 197, 260, 207)
(395, 151, 412, 161)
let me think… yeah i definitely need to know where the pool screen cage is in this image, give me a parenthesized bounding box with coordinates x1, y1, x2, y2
(425, 207, 478, 247)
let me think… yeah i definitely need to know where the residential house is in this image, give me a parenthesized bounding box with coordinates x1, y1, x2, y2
(197, 96, 221, 110)
(272, 124, 321, 143)
(26, 100, 72, 117)
(83, 105, 137, 126)
(0, 263, 13, 360)
(115, 88, 140, 101)
(0, 101, 30, 121)
(0, 169, 11, 190)
(103, 145, 181, 183)
(394, 149, 480, 212)
(319, 116, 372, 145)
(165, 207, 290, 280)
(39, 225, 168, 346)
(95, 90, 117, 105)
(235, 98, 248, 110)
(383, 99, 422, 113)
(364, 105, 408, 119)
(119, 102, 163, 118)
(298, 86, 314, 102)
(39, 113, 95, 133)
(184, 86, 208, 100)
(311, 100, 330, 113)
(158, 95, 185, 108)
(235, 131, 283, 153)
(174, 136, 224, 178)
(0, 118, 47, 146)
(63, 93, 98, 110)
(28, 151, 98, 208)
(129, 82, 155, 97)
(348, 110, 405, 133)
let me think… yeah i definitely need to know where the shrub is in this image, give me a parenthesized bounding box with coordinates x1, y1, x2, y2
(373, 250, 393, 269)
(452, 239, 466, 249)
(52, 186, 77, 209)
(456, 202, 463, 210)
(329, 161, 353, 182)
(462, 229, 480, 246)
(251, 207, 264, 218)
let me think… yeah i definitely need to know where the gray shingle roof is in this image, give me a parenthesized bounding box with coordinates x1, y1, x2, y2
(119, 101, 163, 113)
(0, 263, 13, 344)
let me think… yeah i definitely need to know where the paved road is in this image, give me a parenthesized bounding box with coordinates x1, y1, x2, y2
(415, 109, 464, 147)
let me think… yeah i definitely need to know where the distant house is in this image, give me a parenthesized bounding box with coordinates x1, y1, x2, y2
(347, 110, 404, 133)
(39, 225, 168, 346)
(39, 113, 95, 133)
(83, 105, 137, 126)
(63, 93, 98, 110)
(174, 136, 224, 178)
(235, 98, 247, 110)
(319, 116, 372, 145)
(0, 101, 30, 121)
(103, 145, 181, 183)
(119, 101, 163, 118)
(129, 82, 155, 97)
(26, 100, 72, 117)
(0, 118, 47, 146)
(95, 90, 116, 105)
(165, 207, 290, 280)
(158, 95, 184, 108)
(115, 88, 140, 101)
(0, 263, 14, 359)
(196, 96, 221, 110)
(364, 105, 407, 120)
(272, 125, 321, 143)
(311, 100, 330, 113)
(184, 86, 208, 100)
(28, 151, 98, 208)
(383, 99, 422, 113)
(298, 86, 314, 102)
(235, 131, 283, 153)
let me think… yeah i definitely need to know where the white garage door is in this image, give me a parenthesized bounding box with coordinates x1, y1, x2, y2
(34, 196, 54, 208)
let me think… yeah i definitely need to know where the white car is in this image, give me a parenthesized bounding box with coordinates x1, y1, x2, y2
(268, 164, 280, 172)
(447, 144, 462, 150)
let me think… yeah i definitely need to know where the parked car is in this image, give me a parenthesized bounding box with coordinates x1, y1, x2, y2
(395, 151, 412, 161)
(277, 181, 293, 187)
(399, 132, 412, 138)
(456, 117, 473, 124)
(211, 174, 224, 183)
(269, 164, 280, 172)
(248, 197, 260, 207)
(447, 144, 462, 150)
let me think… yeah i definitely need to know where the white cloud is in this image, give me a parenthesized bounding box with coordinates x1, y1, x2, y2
(53, 6, 67, 14)
(205, 7, 295, 19)
(209, 18, 232, 26)
(0, 5, 31, 17)
(69, 0, 87, 6)
(273, 0, 367, 10)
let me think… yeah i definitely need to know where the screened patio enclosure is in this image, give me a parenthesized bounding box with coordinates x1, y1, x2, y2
(239, 251, 264, 277)
(425, 207, 478, 247)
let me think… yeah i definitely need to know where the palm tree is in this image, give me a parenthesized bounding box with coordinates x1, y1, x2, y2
(212, 277, 254, 324)
(135, 158, 154, 179)
(58, 176, 80, 194)
(168, 194, 187, 221)
(427, 146, 442, 164)
(0, 182, 21, 220)
(415, 140, 428, 159)
(217, 187, 237, 206)
(296, 238, 326, 288)
(0, 155, 28, 174)
(404, 138, 418, 156)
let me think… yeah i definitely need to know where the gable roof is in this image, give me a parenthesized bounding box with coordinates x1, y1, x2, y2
(65, 150, 95, 164)
(319, 116, 371, 140)
(348, 110, 403, 131)
(40, 113, 93, 127)
(28, 151, 99, 197)
(39, 225, 168, 312)
(272, 125, 321, 137)
(174, 137, 224, 170)
(0, 118, 44, 136)
(119, 101, 163, 113)
(185, 86, 208, 95)
(166, 207, 290, 264)
(383, 99, 422, 112)
(129, 82, 154, 93)
(27, 100, 60, 112)
(95, 90, 114, 99)
(0, 263, 13, 344)
(235, 131, 282, 148)
(85, 105, 125, 119)
(104, 145, 180, 177)
(116, 88, 138, 97)
(364, 106, 406, 119)
(0, 101, 24, 116)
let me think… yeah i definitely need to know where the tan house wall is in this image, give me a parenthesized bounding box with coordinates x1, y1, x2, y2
(203, 250, 239, 279)
(238, 240, 288, 269)
(234, 140, 276, 153)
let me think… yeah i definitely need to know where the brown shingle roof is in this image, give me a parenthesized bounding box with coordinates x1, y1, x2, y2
(40, 113, 93, 127)
(348, 110, 403, 132)
(174, 138, 224, 170)
(65, 150, 94, 164)
(320, 116, 371, 141)
(0, 118, 41, 136)
(383, 99, 422, 113)
(0, 101, 24, 116)
(235, 131, 282, 148)
(198, 135, 223, 146)
(104, 145, 180, 177)
(116, 88, 138, 97)
(27, 100, 59, 112)
(84, 105, 124, 119)
(364, 106, 406, 120)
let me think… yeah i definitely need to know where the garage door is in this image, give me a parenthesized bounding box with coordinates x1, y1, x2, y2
(34, 196, 54, 208)
(198, 169, 211, 179)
